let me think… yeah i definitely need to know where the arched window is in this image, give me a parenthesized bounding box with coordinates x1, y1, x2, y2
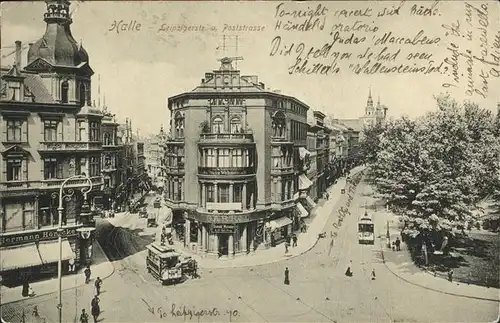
(272, 111, 286, 138)
(79, 83, 86, 106)
(230, 117, 241, 133)
(174, 112, 184, 138)
(212, 117, 224, 134)
(61, 81, 69, 103)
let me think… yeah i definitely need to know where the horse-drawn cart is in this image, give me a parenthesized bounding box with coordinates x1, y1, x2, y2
(180, 256, 198, 279)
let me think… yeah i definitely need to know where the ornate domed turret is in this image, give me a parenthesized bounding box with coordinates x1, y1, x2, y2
(27, 0, 90, 69)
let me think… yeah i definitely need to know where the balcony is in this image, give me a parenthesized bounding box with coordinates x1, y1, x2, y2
(198, 133, 254, 145)
(102, 166, 118, 173)
(198, 166, 255, 176)
(271, 137, 293, 144)
(102, 142, 122, 149)
(165, 166, 185, 175)
(271, 166, 294, 175)
(40, 176, 104, 190)
(38, 141, 102, 153)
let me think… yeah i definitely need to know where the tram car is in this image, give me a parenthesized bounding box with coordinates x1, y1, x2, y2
(358, 214, 375, 245)
(146, 243, 182, 284)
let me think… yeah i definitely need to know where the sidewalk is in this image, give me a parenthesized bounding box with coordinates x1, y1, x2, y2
(374, 209, 500, 302)
(176, 165, 366, 269)
(0, 241, 115, 305)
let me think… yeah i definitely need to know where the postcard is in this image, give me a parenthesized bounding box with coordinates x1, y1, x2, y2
(1, 1, 499, 322)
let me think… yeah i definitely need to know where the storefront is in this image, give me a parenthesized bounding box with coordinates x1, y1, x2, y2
(267, 216, 292, 246)
(0, 226, 94, 283)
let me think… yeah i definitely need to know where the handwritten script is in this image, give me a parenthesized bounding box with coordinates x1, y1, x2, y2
(143, 300, 240, 322)
(441, 2, 499, 99)
(268, 1, 499, 99)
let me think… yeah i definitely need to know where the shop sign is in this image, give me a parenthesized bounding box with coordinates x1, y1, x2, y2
(211, 224, 235, 234)
(0, 227, 78, 247)
(208, 98, 246, 106)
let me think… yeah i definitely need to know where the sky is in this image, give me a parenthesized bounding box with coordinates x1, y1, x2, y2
(2, 1, 499, 136)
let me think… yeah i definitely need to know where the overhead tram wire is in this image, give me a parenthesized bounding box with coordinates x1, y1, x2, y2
(358, 180, 395, 322)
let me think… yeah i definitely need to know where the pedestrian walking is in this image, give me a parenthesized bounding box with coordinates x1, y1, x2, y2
(22, 278, 29, 297)
(448, 269, 453, 282)
(79, 309, 89, 323)
(284, 267, 290, 285)
(84, 265, 91, 284)
(292, 234, 297, 247)
(284, 241, 289, 254)
(371, 269, 376, 280)
(345, 261, 353, 277)
(94, 277, 102, 295)
(91, 296, 100, 323)
(395, 237, 401, 251)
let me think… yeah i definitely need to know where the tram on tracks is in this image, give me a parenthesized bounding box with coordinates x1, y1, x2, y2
(358, 211, 375, 245)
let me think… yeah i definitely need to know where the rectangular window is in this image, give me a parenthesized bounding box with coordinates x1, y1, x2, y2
(78, 120, 86, 141)
(6, 120, 23, 142)
(233, 184, 243, 203)
(231, 149, 243, 167)
(89, 121, 100, 141)
(217, 149, 230, 167)
(44, 120, 59, 142)
(218, 184, 229, 203)
(44, 158, 62, 179)
(6, 158, 22, 181)
(206, 184, 214, 202)
(75, 157, 85, 175)
(281, 181, 287, 201)
(89, 156, 100, 176)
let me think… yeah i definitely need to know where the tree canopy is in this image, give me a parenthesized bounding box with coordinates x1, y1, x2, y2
(369, 94, 500, 242)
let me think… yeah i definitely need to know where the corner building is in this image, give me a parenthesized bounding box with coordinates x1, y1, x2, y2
(0, 0, 102, 278)
(165, 58, 310, 258)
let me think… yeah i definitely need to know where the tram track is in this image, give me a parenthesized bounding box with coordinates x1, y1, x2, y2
(244, 177, 361, 323)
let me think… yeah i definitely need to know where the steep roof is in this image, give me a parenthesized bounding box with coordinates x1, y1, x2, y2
(1, 66, 56, 104)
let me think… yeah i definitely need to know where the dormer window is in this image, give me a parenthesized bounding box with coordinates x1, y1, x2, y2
(61, 81, 69, 103)
(212, 117, 224, 134)
(230, 117, 241, 133)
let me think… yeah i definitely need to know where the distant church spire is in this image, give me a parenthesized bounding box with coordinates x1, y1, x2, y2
(367, 87, 373, 109)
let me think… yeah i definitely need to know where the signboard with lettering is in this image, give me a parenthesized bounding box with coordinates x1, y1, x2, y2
(190, 210, 266, 224)
(208, 98, 246, 106)
(0, 227, 79, 247)
(211, 224, 235, 234)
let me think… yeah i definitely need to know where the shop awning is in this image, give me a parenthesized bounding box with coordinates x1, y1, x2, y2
(305, 196, 317, 209)
(0, 243, 43, 272)
(296, 202, 309, 218)
(38, 239, 75, 264)
(298, 174, 313, 190)
(270, 217, 293, 230)
(299, 147, 311, 160)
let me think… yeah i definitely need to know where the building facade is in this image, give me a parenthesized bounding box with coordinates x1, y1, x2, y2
(101, 107, 123, 210)
(164, 57, 313, 258)
(0, 0, 102, 279)
(145, 127, 166, 191)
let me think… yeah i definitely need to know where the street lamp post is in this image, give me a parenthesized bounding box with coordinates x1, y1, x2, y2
(53, 175, 93, 323)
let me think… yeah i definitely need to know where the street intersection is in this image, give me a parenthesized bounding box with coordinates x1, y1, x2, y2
(1, 178, 498, 322)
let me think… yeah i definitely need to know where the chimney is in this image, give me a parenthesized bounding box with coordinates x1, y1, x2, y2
(15, 41, 22, 69)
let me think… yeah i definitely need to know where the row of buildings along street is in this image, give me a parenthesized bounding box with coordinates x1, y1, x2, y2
(153, 56, 388, 257)
(0, 0, 150, 282)
(2, 2, 498, 323)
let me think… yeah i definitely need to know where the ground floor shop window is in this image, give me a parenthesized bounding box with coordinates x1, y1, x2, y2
(189, 221, 198, 243)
